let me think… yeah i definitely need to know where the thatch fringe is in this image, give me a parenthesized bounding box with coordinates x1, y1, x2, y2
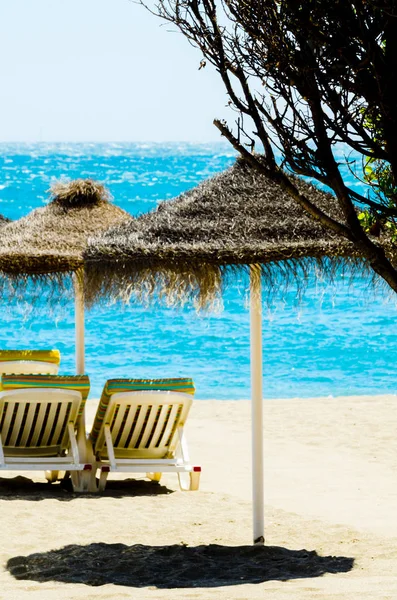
(84, 254, 373, 311)
(0, 271, 75, 308)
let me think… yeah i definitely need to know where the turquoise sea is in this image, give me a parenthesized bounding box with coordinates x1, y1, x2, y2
(0, 142, 396, 400)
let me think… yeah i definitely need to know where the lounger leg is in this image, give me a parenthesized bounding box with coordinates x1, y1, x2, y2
(82, 467, 98, 493)
(70, 471, 82, 492)
(98, 467, 110, 492)
(178, 471, 190, 491)
(177, 469, 201, 491)
(189, 469, 201, 491)
(70, 468, 93, 493)
(146, 472, 162, 483)
(96, 425, 115, 492)
(85, 442, 99, 493)
(45, 470, 59, 484)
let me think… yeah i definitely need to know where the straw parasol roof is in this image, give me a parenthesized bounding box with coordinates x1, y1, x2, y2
(84, 158, 386, 307)
(0, 179, 131, 280)
(0, 214, 11, 225)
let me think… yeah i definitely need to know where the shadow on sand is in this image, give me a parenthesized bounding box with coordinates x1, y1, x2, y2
(7, 542, 354, 588)
(0, 476, 172, 501)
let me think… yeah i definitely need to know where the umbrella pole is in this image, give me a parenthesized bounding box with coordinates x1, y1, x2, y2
(73, 270, 94, 491)
(250, 264, 264, 545)
(74, 271, 85, 375)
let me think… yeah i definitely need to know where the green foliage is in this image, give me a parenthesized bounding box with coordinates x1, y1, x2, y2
(358, 208, 397, 241)
(384, 220, 397, 242)
(363, 157, 397, 205)
(357, 210, 375, 231)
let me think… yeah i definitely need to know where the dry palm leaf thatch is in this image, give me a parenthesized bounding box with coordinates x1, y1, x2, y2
(0, 179, 132, 300)
(84, 159, 387, 308)
(0, 214, 11, 225)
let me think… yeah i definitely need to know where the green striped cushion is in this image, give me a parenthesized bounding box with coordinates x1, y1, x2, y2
(89, 378, 195, 446)
(0, 374, 90, 416)
(0, 349, 61, 365)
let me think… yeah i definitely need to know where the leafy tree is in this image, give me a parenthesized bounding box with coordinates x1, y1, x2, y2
(141, 0, 397, 291)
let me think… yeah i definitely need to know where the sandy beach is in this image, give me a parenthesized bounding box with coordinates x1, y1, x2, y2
(1, 395, 397, 599)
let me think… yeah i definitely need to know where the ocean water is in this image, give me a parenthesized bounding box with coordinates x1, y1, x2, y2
(0, 142, 397, 400)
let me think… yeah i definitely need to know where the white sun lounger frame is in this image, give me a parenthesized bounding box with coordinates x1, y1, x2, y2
(0, 361, 59, 375)
(92, 390, 201, 492)
(0, 388, 92, 492)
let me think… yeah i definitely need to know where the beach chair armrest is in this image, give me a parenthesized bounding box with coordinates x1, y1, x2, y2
(177, 425, 190, 464)
(104, 424, 117, 469)
(0, 433, 4, 466)
(68, 422, 80, 466)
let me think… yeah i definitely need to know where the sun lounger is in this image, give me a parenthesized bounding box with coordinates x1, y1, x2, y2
(89, 378, 201, 492)
(0, 350, 61, 375)
(0, 374, 94, 492)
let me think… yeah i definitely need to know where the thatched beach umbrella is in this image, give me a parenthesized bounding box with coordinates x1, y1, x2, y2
(84, 158, 378, 544)
(85, 159, 364, 302)
(0, 179, 131, 373)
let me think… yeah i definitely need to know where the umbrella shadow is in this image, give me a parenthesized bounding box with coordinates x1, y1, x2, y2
(7, 542, 354, 588)
(0, 476, 173, 501)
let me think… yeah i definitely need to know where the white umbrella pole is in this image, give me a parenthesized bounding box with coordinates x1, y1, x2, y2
(250, 264, 264, 545)
(74, 271, 85, 375)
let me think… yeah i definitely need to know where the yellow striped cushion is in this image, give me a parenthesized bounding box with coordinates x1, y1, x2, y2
(0, 349, 61, 365)
(0, 374, 90, 416)
(89, 378, 195, 446)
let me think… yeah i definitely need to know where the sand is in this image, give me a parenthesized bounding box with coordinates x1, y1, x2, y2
(1, 395, 397, 599)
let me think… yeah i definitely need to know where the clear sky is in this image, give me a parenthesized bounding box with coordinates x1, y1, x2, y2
(0, 0, 231, 142)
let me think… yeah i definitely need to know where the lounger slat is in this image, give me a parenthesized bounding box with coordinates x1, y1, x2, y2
(157, 404, 181, 451)
(55, 402, 72, 446)
(123, 405, 141, 448)
(47, 402, 71, 448)
(7, 404, 24, 447)
(26, 403, 41, 447)
(154, 404, 173, 448)
(165, 404, 184, 448)
(144, 405, 164, 449)
(124, 405, 147, 450)
(134, 405, 155, 449)
(16, 404, 33, 447)
(109, 404, 130, 446)
(34, 403, 51, 448)
(41, 402, 64, 447)
(1, 404, 13, 445)
(0, 402, 8, 433)
(114, 405, 132, 447)
(137, 405, 163, 449)
(117, 406, 137, 448)
(44, 403, 61, 447)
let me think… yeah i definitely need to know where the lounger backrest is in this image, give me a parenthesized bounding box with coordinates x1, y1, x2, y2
(0, 388, 82, 457)
(0, 374, 90, 417)
(0, 350, 61, 375)
(93, 390, 193, 460)
(0, 361, 59, 375)
(89, 377, 195, 446)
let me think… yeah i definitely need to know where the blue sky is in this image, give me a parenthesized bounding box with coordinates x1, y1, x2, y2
(0, 0, 230, 142)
